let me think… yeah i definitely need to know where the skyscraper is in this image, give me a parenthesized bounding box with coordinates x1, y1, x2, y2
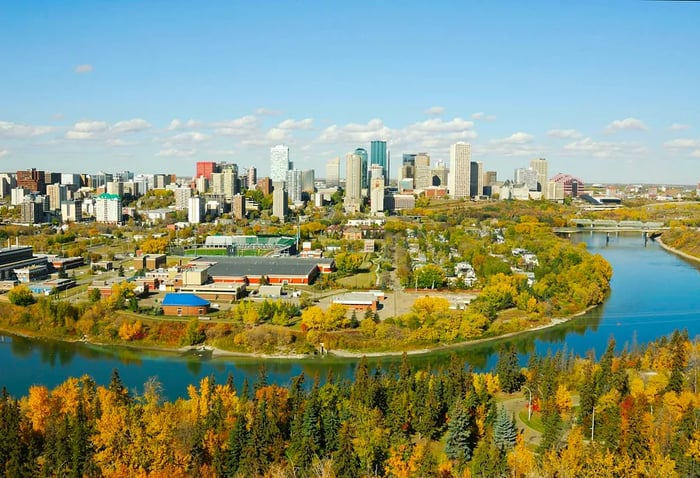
(325, 157, 340, 187)
(272, 182, 288, 222)
(344, 152, 362, 213)
(270, 144, 291, 183)
(196, 162, 217, 180)
(188, 196, 204, 224)
(370, 175, 385, 215)
(448, 142, 471, 198)
(355, 148, 369, 189)
(414, 153, 432, 190)
(370, 141, 388, 186)
(530, 158, 549, 197)
(286, 170, 303, 202)
(470, 161, 484, 198)
(514, 168, 538, 191)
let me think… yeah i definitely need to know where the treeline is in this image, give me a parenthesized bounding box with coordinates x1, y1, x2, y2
(662, 227, 700, 259)
(2, 331, 700, 477)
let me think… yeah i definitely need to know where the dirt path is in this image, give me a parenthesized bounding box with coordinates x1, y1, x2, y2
(500, 396, 542, 446)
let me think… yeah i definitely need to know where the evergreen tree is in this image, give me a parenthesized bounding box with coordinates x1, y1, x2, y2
(332, 423, 360, 478)
(493, 406, 517, 451)
(470, 434, 509, 478)
(538, 400, 563, 453)
(445, 396, 477, 467)
(225, 413, 247, 477)
(495, 345, 523, 393)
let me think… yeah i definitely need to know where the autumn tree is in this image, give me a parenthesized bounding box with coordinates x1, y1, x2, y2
(8, 284, 35, 306)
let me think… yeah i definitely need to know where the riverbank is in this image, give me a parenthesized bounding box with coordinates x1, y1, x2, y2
(656, 236, 700, 264)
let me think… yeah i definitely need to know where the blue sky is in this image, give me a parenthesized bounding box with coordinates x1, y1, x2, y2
(1, 1, 699, 184)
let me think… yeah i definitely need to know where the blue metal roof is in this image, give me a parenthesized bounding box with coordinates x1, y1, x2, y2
(161, 293, 210, 307)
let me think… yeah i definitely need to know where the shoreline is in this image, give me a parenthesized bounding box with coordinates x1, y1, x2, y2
(655, 236, 700, 265)
(0, 305, 597, 361)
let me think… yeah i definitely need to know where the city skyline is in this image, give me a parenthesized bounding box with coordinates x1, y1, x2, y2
(1, 2, 699, 184)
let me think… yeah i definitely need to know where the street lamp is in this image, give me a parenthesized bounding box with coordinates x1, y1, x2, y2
(522, 385, 533, 422)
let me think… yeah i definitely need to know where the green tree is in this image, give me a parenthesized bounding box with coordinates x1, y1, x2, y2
(495, 345, 523, 393)
(445, 395, 477, 468)
(414, 264, 446, 289)
(493, 406, 517, 451)
(8, 284, 35, 306)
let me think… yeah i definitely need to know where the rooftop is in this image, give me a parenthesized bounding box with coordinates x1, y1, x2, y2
(161, 293, 210, 307)
(193, 256, 333, 278)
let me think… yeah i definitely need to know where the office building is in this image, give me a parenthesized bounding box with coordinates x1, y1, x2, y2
(188, 196, 204, 224)
(530, 158, 549, 198)
(89, 172, 113, 189)
(414, 153, 432, 190)
(44, 172, 61, 186)
(61, 199, 83, 223)
(515, 168, 538, 191)
(399, 154, 416, 189)
(551, 173, 585, 198)
(21, 197, 44, 224)
(272, 182, 288, 222)
(301, 170, 315, 192)
(370, 141, 388, 186)
(286, 170, 303, 202)
(483, 171, 498, 187)
(432, 161, 448, 187)
(153, 174, 169, 189)
(95, 193, 122, 224)
(546, 181, 565, 201)
(344, 152, 363, 213)
(325, 157, 340, 187)
(196, 162, 217, 181)
(470, 161, 484, 198)
(247, 167, 257, 189)
(106, 181, 124, 197)
(270, 144, 291, 183)
(195, 176, 208, 194)
(447, 142, 471, 198)
(113, 171, 134, 183)
(0, 174, 15, 198)
(355, 148, 369, 189)
(16, 169, 45, 194)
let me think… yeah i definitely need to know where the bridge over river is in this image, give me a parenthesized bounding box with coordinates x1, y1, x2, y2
(554, 219, 667, 234)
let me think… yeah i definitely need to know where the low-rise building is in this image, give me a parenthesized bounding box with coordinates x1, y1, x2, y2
(161, 293, 210, 316)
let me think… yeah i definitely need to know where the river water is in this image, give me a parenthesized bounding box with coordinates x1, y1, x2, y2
(2, 232, 699, 399)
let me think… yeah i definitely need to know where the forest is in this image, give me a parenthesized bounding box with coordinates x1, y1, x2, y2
(1, 330, 698, 477)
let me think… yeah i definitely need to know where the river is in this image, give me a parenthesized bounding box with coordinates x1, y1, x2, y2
(2, 232, 700, 400)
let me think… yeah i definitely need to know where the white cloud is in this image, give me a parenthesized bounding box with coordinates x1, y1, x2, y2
(207, 149, 237, 156)
(664, 138, 700, 149)
(156, 148, 196, 158)
(547, 129, 583, 139)
(669, 123, 689, 131)
(0, 121, 53, 138)
(564, 137, 647, 159)
(692, 150, 700, 158)
(471, 112, 496, 121)
(75, 64, 93, 73)
(214, 115, 260, 136)
(424, 106, 445, 116)
(167, 118, 202, 130)
(0, 149, 8, 158)
(111, 118, 151, 133)
(168, 131, 209, 143)
(318, 119, 392, 144)
(277, 118, 313, 130)
(266, 128, 289, 142)
(491, 132, 534, 145)
(255, 108, 282, 116)
(65, 131, 95, 140)
(73, 121, 108, 132)
(605, 117, 648, 133)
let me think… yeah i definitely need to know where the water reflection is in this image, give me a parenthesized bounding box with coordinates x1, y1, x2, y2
(1, 233, 699, 400)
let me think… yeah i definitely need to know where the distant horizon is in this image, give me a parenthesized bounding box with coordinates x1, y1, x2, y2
(2, 2, 699, 184)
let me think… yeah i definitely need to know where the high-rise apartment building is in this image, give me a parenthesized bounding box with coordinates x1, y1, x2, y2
(370, 176, 385, 214)
(61, 199, 83, 223)
(188, 196, 204, 224)
(231, 194, 246, 220)
(470, 161, 484, 198)
(483, 171, 498, 187)
(530, 158, 549, 197)
(195, 176, 208, 194)
(370, 141, 388, 186)
(325, 157, 340, 187)
(344, 152, 363, 213)
(46, 183, 67, 211)
(257, 177, 272, 196)
(175, 186, 192, 211)
(95, 193, 122, 224)
(448, 142, 471, 198)
(221, 165, 238, 199)
(106, 181, 124, 197)
(270, 144, 291, 183)
(301, 170, 315, 192)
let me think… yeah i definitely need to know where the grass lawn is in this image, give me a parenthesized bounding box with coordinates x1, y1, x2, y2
(336, 271, 376, 289)
(519, 410, 545, 433)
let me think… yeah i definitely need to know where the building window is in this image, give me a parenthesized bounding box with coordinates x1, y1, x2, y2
(177, 307, 182, 316)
